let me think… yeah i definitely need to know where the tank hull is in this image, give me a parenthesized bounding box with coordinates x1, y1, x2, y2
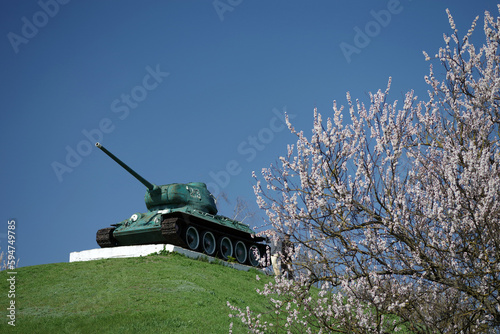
(97, 207, 268, 267)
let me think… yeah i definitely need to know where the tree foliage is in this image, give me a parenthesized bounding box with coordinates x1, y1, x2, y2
(229, 6, 500, 333)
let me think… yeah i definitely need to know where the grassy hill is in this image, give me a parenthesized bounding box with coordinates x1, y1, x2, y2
(0, 252, 271, 334)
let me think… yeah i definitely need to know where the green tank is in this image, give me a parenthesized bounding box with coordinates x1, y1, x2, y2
(94, 143, 267, 267)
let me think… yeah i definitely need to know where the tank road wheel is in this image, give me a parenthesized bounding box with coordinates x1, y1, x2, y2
(248, 245, 261, 267)
(234, 241, 247, 264)
(185, 226, 200, 251)
(96, 227, 117, 248)
(201, 231, 216, 255)
(218, 237, 233, 260)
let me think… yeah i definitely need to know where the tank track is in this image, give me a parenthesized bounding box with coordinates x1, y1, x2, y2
(96, 227, 118, 248)
(160, 214, 268, 267)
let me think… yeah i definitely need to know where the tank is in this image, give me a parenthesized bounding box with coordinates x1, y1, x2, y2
(94, 143, 267, 267)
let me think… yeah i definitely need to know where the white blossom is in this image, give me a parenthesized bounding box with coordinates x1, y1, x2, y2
(228, 6, 500, 333)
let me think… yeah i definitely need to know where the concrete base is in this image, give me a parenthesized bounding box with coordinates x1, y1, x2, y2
(69, 244, 261, 272)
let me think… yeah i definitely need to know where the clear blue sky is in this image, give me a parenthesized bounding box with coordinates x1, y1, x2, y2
(1, 0, 496, 268)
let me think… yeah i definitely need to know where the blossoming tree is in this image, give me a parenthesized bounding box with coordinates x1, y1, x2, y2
(229, 6, 500, 333)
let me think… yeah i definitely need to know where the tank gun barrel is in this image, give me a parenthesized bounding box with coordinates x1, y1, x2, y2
(95, 142, 156, 190)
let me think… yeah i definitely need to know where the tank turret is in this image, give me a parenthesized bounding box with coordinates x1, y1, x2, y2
(95, 143, 217, 214)
(94, 143, 267, 267)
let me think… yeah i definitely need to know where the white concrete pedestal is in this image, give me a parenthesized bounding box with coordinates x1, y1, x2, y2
(69, 244, 260, 272)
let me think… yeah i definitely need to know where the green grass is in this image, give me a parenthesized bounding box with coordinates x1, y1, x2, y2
(0, 252, 270, 334)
